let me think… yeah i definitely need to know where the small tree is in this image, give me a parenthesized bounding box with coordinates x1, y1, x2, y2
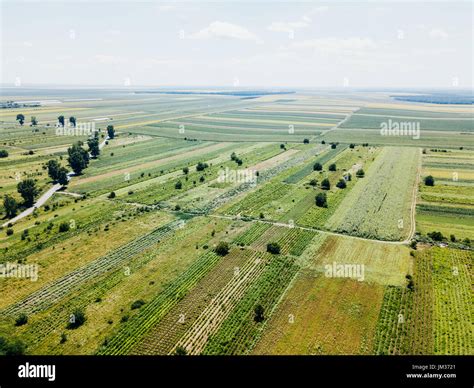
(309, 179, 318, 187)
(87, 136, 100, 158)
(17, 179, 39, 207)
(58, 115, 65, 127)
(254, 304, 265, 323)
(175, 346, 187, 355)
(16, 114, 25, 125)
(3, 195, 18, 218)
(67, 309, 86, 329)
(315, 192, 327, 207)
(46, 159, 61, 181)
(336, 179, 347, 189)
(303, 138, 309, 144)
(69, 116, 77, 127)
(349, 143, 355, 149)
(450, 234, 456, 242)
(215, 241, 230, 256)
(356, 169, 365, 178)
(321, 178, 330, 190)
(31, 116, 38, 126)
(328, 163, 336, 171)
(424, 175, 435, 186)
(67, 142, 89, 175)
(57, 167, 69, 186)
(175, 181, 183, 189)
(15, 314, 28, 327)
(331, 143, 337, 149)
(0, 150, 8, 158)
(266, 242, 281, 254)
(108, 191, 116, 199)
(59, 221, 70, 233)
(107, 125, 115, 139)
(182, 167, 189, 175)
(313, 162, 322, 171)
(196, 162, 208, 171)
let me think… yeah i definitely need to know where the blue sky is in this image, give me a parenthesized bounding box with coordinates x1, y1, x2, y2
(1, 1, 472, 88)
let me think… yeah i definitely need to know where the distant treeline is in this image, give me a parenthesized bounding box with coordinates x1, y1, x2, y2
(135, 90, 295, 97)
(392, 94, 473, 105)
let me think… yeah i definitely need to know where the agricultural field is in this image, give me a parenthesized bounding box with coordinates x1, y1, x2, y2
(0, 89, 471, 358)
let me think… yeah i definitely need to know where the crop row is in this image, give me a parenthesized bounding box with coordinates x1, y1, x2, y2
(3, 219, 183, 317)
(202, 254, 299, 355)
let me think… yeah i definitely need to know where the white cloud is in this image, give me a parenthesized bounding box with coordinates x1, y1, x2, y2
(429, 28, 449, 39)
(190, 21, 262, 43)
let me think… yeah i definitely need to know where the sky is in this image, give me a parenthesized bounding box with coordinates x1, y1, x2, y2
(1, 1, 472, 88)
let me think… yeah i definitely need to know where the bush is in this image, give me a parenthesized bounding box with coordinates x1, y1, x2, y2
(266, 242, 281, 254)
(336, 179, 346, 189)
(175, 346, 187, 355)
(175, 181, 182, 189)
(356, 169, 365, 178)
(59, 221, 70, 233)
(315, 192, 327, 207)
(6, 228, 13, 236)
(0, 336, 26, 355)
(108, 191, 116, 199)
(131, 300, 145, 310)
(196, 162, 209, 171)
(313, 162, 322, 171)
(215, 241, 230, 256)
(424, 175, 435, 186)
(254, 304, 265, 323)
(427, 231, 444, 241)
(320, 178, 330, 190)
(309, 179, 318, 187)
(15, 314, 28, 327)
(328, 163, 336, 171)
(67, 309, 86, 329)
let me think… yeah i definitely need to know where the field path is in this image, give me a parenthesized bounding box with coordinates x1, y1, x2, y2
(1, 136, 109, 227)
(403, 147, 422, 244)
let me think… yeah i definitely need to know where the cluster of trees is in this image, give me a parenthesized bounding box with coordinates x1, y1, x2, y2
(266, 242, 281, 254)
(215, 241, 230, 256)
(3, 178, 40, 218)
(230, 152, 243, 166)
(67, 142, 90, 174)
(46, 160, 69, 185)
(196, 161, 209, 171)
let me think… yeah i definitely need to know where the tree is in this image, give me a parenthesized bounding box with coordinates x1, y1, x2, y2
(58, 115, 65, 127)
(313, 162, 323, 171)
(107, 125, 115, 139)
(69, 116, 76, 127)
(215, 241, 230, 256)
(3, 195, 18, 218)
(67, 309, 86, 329)
(59, 221, 70, 233)
(309, 179, 318, 187)
(230, 152, 237, 161)
(424, 175, 435, 186)
(108, 192, 116, 199)
(321, 178, 330, 190)
(17, 179, 38, 207)
(175, 180, 182, 189)
(87, 135, 100, 158)
(31, 116, 38, 126)
(315, 192, 327, 207)
(356, 169, 365, 178)
(254, 304, 265, 323)
(0, 336, 26, 355)
(196, 162, 209, 171)
(303, 138, 309, 144)
(15, 314, 28, 327)
(266, 242, 281, 254)
(175, 346, 187, 356)
(280, 144, 285, 149)
(336, 179, 347, 189)
(450, 234, 456, 242)
(46, 159, 61, 181)
(328, 163, 336, 171)
(67, 142, 89, 175)
(182, 167, 189, 175)
(16, 114, 25, 125)
(57, 167, 69, 186)
(331, 143, 337, 149)
(427, 231, 444, 241)
(349, 143, 355, 149)
(0, 150, 8, 158)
